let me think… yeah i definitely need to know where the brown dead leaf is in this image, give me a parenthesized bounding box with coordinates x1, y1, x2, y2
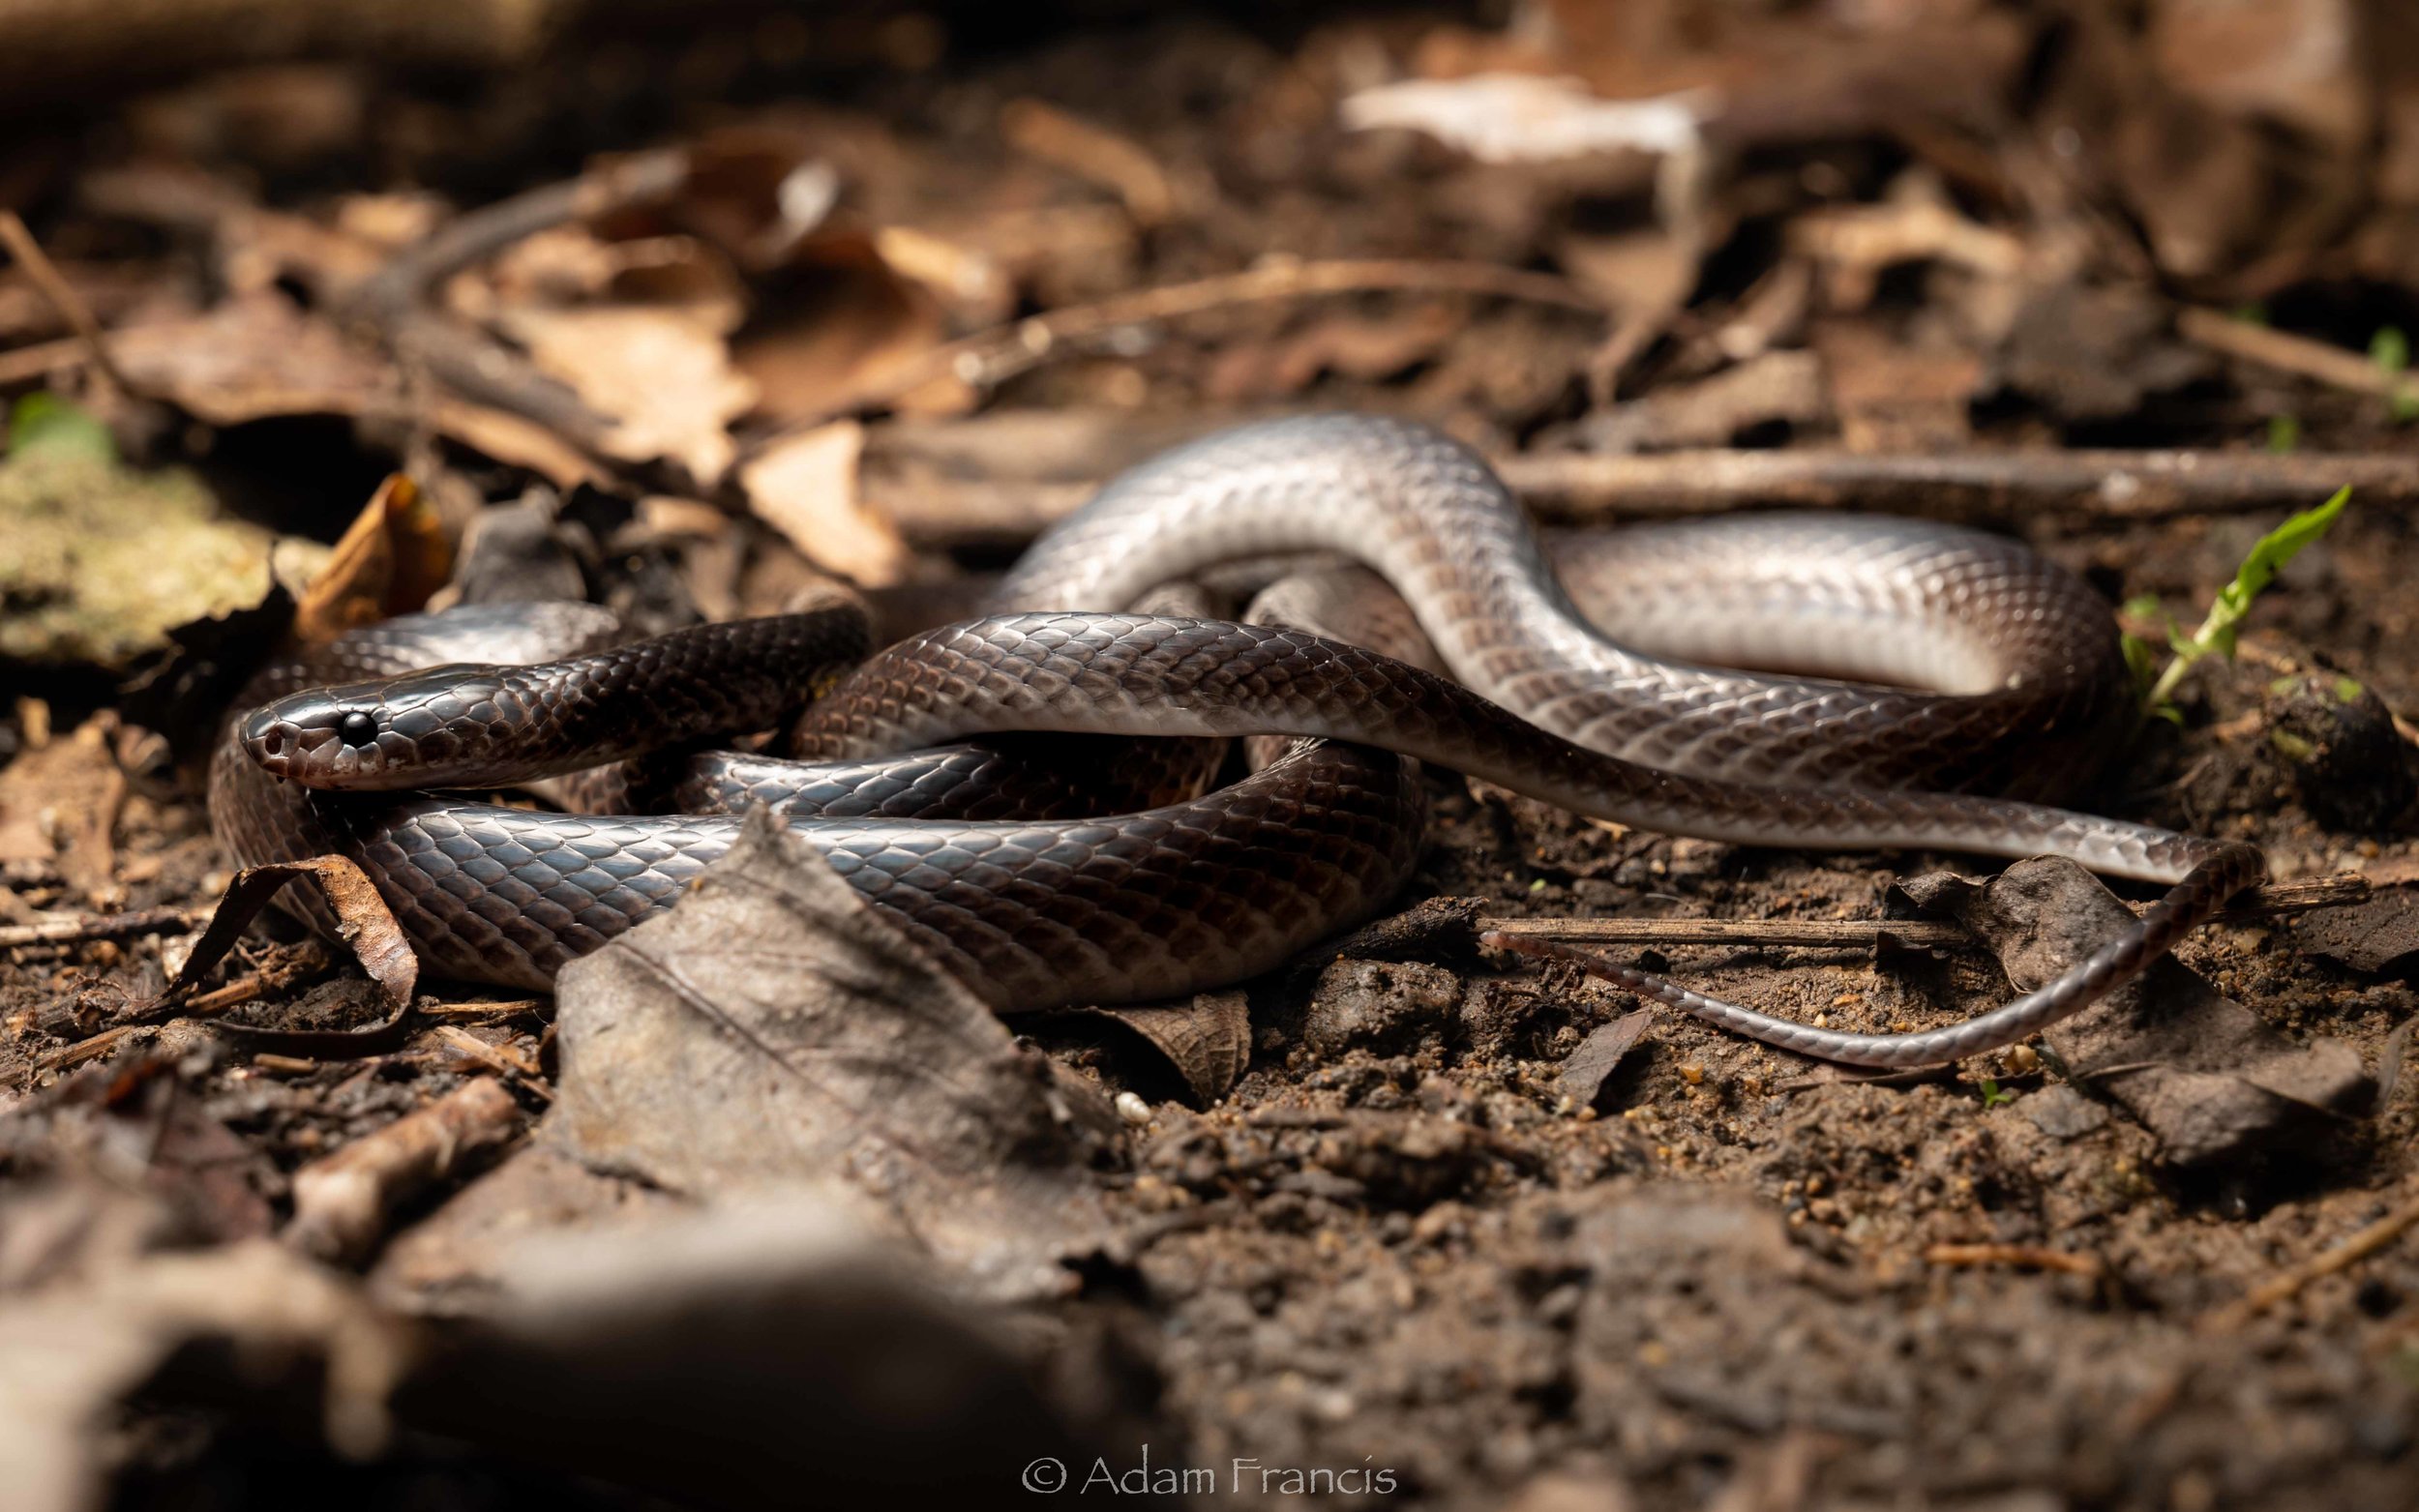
(738, 419, 912, 588)
(1895, 860, 2371, 1165)
(1056, 990, 1253, 1105)
(1558, 1010, 1656, 1112)
(732, 237, 971, 424)
(288, 474, 453, 646)
(167, 856, 418, 1016)
(108, 289, 394, 426)
(548, 810, 1118, 1300)
(498, 304, 755, 488)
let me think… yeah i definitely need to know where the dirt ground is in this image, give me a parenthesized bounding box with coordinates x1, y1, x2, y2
(5, 4, 2419, 1509)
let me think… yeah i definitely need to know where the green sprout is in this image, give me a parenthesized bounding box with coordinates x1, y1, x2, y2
(2373, 327, 2419, 424)
(2265, 414, 2300, 454)
(1977, 1078, 2016, 1111)
(2121, 486, 2352, 726)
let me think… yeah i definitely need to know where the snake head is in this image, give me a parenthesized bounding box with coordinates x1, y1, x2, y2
(241, 667, 517, 789)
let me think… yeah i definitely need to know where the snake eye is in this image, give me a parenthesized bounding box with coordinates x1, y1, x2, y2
(336, 711, 379, 748)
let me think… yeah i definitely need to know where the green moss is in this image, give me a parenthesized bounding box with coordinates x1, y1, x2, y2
(0, 416, 276, 668)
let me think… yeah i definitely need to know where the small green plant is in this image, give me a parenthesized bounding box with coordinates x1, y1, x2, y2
(2121, 486, 2352, 725)
(1976, 1078, 2016, 1111)
(2265, 413, 2300, 454)
(2372, 326, 2419, 424)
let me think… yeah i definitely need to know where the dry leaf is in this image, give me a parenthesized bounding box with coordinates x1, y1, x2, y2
(499, 304, 757, 487)
(732, 239, 970, 423)
(1056, 989, 1253, 1104)
(288, 474, 454, 646)
(1558, 1010, 1655, 1112)
(738, 419, 912, 587)
(548, 811, 1118, 1300)
(167, 855, 419, 1014)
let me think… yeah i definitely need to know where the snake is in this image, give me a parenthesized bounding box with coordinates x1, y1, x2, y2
(208, 413, 2263, 1067)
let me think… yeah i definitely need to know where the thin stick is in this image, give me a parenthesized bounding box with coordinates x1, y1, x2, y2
(1478, 873, 2373, 951)
(2178, 307, 2419, 407)
(2200, 1188, 2419, 1333)
(1493, 447, 2419, 522)
(0, 210, 135, 396)
(1926, 1242, 2104, 1277)
(0, 905, 209, 950)
(870, 446, 2419, 547)
(0, 334, 87, 387)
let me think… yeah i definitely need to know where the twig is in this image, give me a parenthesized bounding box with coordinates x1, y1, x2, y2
(30, 1023, 144, 1073)
(1925, 1242, 2104, 1277)
(185, 977, 266, 1015)
(2177, 307, 2419, 407)
(2200, 1187, 2419, 1333)
(847, 257, 1604, 418)
(433, 1023, 552, 1102)
(871, 445, 2419, 547)
(0, 210, 136, 396)
(0, 334, 88, 387)
(1477, 873, 2376, 952)
(0, 904, 209, 950)
(1493, 448, 2419, 522)
(284, 1077, 527, 1265)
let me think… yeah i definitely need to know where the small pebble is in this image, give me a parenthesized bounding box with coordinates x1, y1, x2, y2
(2004, 1044, 2041, 1075)
(1114, 1090, 1152, 1125)
(1679, 1062, 1704, 1085)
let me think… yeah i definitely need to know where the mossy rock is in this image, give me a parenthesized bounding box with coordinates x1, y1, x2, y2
(0, 425, 278, 670)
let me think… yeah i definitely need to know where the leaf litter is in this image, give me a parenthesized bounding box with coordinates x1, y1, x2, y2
(1, 3, 2418, 1507)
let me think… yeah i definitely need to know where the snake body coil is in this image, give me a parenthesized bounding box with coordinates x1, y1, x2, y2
(210, 414, 2260, 1065)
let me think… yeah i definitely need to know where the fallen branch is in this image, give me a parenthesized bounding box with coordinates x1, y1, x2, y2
(1495, 448, 2419, 522)
(2200, 1187, 2419, 1333)
(0, 209, 137, 396)
(284, 1076, 527, 1265)
(870, 445, 2419, 547)
(2178, 308, 2419, 408)
(0, 904, 209, 951)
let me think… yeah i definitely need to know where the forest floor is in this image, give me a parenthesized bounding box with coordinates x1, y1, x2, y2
(4, 4, 2419, 1508)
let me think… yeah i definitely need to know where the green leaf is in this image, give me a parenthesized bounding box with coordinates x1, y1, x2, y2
(2206, 486, 2351, 639)
(7, 392, 115, 462)
(2265, 413, 2300, 454)
(2136, 487, 2350, 716)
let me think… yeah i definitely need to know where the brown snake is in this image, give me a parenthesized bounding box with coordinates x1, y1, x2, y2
(210, 413, 2262, 1066)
